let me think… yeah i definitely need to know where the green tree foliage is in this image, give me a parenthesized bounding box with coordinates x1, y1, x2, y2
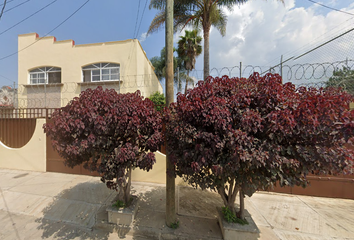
(148, 0, 249, 80)
(177, 29, 202, 93)
(326, 66, 354, 95)
(150, 47, 189, 93)
(149, 91, 166, 111)
(165, 73, 354, 220)
(44, 87, 163, 205)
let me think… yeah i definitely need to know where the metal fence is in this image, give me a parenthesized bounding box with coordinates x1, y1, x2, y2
(1, 60, 354, 109)
(189, 59, 354, 91)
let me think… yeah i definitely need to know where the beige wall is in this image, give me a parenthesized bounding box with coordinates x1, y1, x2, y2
(131, 151, 183, 185)
(18, 33, 162, 107)
(0, 118, 46, 172)
(0, 117, 181, 184)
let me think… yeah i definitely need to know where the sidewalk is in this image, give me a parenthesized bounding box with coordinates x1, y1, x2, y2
(0, 168, 353, 240)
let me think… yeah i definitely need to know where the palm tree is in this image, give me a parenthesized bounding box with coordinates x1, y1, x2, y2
(150, 47, 188, 93)
(177, 29, 202, 93)
(148, 0, 248, 80)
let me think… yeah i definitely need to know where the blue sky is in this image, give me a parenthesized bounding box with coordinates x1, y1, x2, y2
(0, 0, 353, 87)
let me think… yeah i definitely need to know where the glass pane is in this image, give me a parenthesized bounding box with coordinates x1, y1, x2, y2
(111, 74, 119, 80)
(111, 68, 119, 74)
(48, 72, 61, 83)
(92, 76, 100, 81)
(30, 68, 40, 73)
(39, 73, 45, 78)
(83, 70, 91, 82)
(102, 69, 109, 74)
(49, 67, 61, 72)
(102, 75, 109, 80)
(106, 63, 119, 68)
(92, 70, 100, 76)
(82, 64, 95, 70)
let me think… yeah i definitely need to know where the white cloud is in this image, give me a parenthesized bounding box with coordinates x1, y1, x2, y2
(139, 32, 148, 42)
(195, 0, 354, 73)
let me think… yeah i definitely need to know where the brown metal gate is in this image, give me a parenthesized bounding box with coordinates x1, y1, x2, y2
(269, 174, 354, 199)
(0, 108, 44, 148)
(2, 108, 351, 199)
(45, 118, 100, 176)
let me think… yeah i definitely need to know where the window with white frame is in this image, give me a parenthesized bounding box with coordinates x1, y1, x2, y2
(29, 67, 61, 84)
(82, 63, 120, 82)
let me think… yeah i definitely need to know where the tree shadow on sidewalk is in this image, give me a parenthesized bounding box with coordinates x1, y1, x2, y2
(35, 181, 118, 240)
(130, 184, 224, 240)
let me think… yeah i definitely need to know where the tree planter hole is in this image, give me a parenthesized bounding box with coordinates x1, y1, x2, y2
(216, 207, 260, 240)
(106, 195, 139, 226)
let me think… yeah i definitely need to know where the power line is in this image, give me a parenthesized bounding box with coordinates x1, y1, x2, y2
(0, 0, 13, 7)
(4, 0, 30, 14)
(0, 0, 57, 36)
(0, 0, 91, 61)
(136, 0, 148, 39)
(266, 17, 354, 67)
(0, 0, 7, 21)
(133, 0, 141, 39)
(0, 73, 14, 84)
(293, 27, 354, 60)
(308, 0, 354, 16)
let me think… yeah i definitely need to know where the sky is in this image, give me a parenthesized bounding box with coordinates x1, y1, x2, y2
(0, 0, 353, 88)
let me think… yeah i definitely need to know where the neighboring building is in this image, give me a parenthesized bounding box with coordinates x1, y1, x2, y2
(18, 33, 163, 108)
(0, 86, 16, 108)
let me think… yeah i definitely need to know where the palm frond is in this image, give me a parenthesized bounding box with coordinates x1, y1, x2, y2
(147, 11, 166, 35)
(212, 8, 227, 37)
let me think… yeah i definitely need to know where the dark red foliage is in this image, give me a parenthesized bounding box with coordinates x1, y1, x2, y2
(44, 87, 163, 191)
(165, 73, 354, 200)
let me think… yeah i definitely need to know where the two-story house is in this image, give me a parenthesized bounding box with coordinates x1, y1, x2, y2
(17, 33, 163, 108)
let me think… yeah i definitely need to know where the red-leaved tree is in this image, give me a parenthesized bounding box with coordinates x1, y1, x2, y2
(165, 73, 354, 220)
(44, 87, 163, 205)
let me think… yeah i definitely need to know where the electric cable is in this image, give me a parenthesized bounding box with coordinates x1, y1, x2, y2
(136, 0, 148, 39)
(0, 0, 91, 61)
(308, 0, 354, 16)
(4, 0, 30, 14)
(0, 0, 7, 21)
(0, 0, 13, 7)
(0, 0, 57, 36)
(133, 0, 141, 39)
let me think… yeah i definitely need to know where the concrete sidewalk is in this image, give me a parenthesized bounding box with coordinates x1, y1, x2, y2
(0, 168, 353, 240)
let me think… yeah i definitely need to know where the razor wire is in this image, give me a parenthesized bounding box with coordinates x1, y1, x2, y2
(2, 61, 354, 108)
(13, 74, 163, 108)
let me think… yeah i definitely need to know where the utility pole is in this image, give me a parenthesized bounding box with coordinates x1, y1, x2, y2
(165, 0, 176, 227)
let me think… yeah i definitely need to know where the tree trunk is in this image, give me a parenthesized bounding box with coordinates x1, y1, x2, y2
(185, 70, 190, 94)
(203, 25, 210, 81)
(218, 181, 239, 216)
(116, 167, 132, 206)
(237, 189, 245, 220)
(165, 0, 176, 227)
(124, 166, 132, 205)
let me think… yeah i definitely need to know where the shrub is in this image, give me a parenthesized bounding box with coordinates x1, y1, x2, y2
(165, 73, 354, 220)
(44, 87, 163, 204)
(148, 91, 166, 112)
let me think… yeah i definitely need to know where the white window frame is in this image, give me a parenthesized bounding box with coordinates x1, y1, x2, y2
(82, 63, 120, 82)
(29, 67, 61, 85)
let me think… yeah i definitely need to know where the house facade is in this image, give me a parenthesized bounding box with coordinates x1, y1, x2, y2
(18, 33, 163, 108)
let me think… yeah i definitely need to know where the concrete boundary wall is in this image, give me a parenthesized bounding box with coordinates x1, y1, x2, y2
(131, 151, 183, 185)
(0, 118, 46, 172)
